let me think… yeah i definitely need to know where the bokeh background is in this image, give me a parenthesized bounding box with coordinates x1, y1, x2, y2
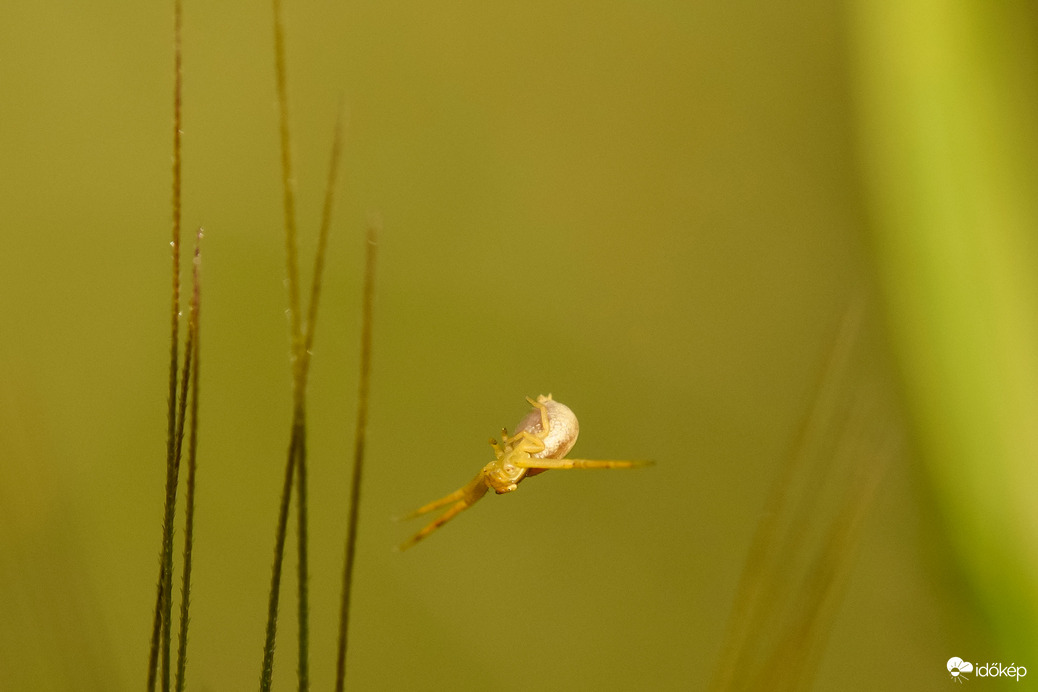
(1, 1, 1036, 690)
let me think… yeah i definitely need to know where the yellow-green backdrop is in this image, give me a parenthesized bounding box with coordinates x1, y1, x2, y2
(1, 1, 1035, 690)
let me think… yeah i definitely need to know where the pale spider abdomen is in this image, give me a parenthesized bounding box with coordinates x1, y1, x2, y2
(514, 394, 579, 460)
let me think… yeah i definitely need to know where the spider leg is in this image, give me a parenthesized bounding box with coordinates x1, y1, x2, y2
(508, 430, 546, 455)
(489, 437, 505, 457)
(515, 457, 654, 470)
(398, 487, 467, 521)
(397, 471, 490, 550)
(525, 395, 552, 435)
(398, 498, 475, 551)
(398, 469, 488, 520)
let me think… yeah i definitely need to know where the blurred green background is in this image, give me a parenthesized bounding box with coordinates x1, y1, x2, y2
(1, 1, 1036, 690)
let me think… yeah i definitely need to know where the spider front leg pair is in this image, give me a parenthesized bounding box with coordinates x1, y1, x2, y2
(397, 469, 490, 551)
(397, 394, 652, 551)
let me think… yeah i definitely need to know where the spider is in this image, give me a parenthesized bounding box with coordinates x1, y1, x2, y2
(397, 394, 651, 550)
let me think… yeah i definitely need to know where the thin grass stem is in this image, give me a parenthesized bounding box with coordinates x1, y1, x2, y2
(259, 427, 299, 692)
(301, 105, 347, 376)
(710, 303, 861, 691)
(161, 256, 196, 692)
(147, 564, 166, 692)
(294, 413, 310, 692)
(174, 229, 203, 692)
(335, 218, 379, 692)
(271, 0, 302, 383)
(290, 109, 346, 692)
(260, 5, 346, 689)
(259, 0, 311, 687)
(148, 2, 183, 689)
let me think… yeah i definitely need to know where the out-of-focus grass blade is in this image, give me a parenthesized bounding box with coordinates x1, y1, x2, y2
(849, 0, 1038, 651)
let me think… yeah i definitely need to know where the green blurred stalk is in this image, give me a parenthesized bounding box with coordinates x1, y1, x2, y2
(850, 0, 1038, 650)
